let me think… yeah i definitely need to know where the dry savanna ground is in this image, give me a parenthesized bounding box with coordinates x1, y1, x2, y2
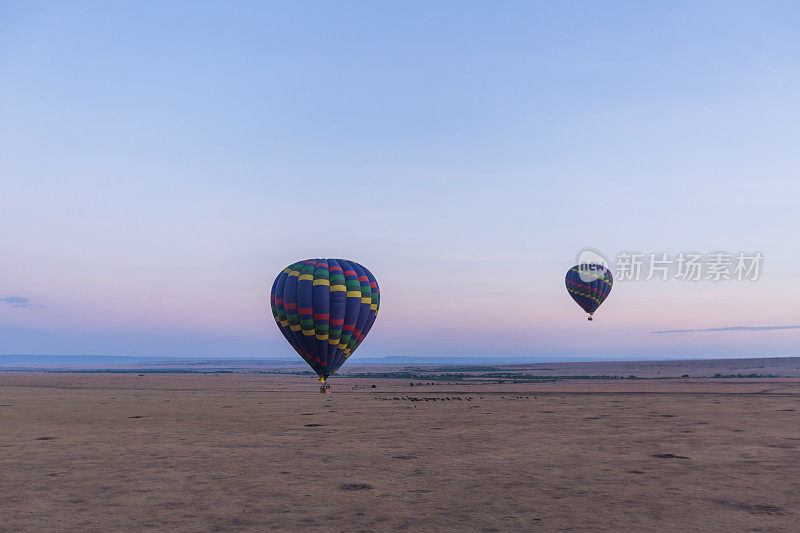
(1, 372, 799, 532)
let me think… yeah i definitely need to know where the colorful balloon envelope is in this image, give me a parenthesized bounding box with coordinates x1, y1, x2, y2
(270, 259, 380, 383)
(565, 264, 613, 321)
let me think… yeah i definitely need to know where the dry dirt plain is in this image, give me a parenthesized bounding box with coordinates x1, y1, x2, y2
(1, 373, 799, 532)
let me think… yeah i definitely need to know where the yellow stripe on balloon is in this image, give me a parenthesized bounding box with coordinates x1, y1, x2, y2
(313, 279, 330, 286)
(289, 325, 301, 331)
(330, 285, 347, 292)
(346, 291, 361, 297)
(299, 274, 313, 281)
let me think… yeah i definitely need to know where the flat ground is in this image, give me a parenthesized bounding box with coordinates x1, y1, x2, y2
(1, 373, 799, 532)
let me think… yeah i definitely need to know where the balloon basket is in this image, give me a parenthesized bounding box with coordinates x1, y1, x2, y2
(588, 316, 593, 321)
(320, 384, 332, 394)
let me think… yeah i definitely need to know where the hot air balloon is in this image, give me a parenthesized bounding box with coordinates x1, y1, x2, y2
(565, 264, 612, 321)
(270, 259, 380, 392)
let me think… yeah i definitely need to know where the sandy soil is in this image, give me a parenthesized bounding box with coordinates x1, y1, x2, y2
(1, 373, 799, 532)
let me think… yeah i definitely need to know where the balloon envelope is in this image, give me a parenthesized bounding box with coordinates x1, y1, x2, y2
(270, 259, 380, 382)
(565, 264, 613, 318)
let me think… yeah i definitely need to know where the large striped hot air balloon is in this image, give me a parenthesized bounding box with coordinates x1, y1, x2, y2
(270, 259, 380, 389)
(565, 264, 612, 321)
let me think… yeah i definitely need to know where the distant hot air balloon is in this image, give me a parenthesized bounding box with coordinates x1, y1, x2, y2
(270, 259, 380, 391)
(565, 264, 612, 321)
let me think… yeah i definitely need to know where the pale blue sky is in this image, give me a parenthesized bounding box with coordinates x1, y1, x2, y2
(1, 1, 799, 359)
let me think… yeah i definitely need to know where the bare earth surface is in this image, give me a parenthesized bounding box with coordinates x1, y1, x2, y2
(1, 373, 799, 532)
